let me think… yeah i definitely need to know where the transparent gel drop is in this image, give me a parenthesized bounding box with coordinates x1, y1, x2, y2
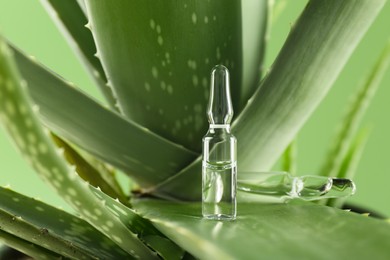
(202, 65, 237, 220)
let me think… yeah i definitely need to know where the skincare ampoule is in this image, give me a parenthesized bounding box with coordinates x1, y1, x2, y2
(202, 65, 237, 220)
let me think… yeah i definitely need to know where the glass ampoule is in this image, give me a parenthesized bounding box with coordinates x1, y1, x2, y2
(202, 65, 237, 220)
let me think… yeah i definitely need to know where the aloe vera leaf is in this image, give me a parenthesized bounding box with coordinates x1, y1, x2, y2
(51, 134, 128, 204)
(0, 186, 130, 259)
(326, 128, 370, 208)
(271, 0, 289, 23)
(337, 129, 370, 180)
(40, 0, 118, 110)
(0, 38, 158, 258)
(9, 43, 197, 187)
(281, 139, 297, 176)
(142, 235, 185, 260)
(0, 230, 63, 260)
(88, 186, 184, 260)
(150, 0, 385, 200)
(240, 0, 268, 108)
(134, 200, 390, 260)
(76, 149, 128, 201)
(84, 0, 265, 151)
(234, 0, 385, 173)
(0, 210, 95, 260)
(76, 0, 87, 14)
(320, 41, 390, 178)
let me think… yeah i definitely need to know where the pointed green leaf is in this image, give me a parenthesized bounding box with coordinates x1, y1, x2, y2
(0, 210, 95, 259)
(88, 186, 185, 260)
(134, 200, 390, 259)
(150, 0, 385, 200)
(281, 140, 297, 176)
(0, 37, 158, 258)
(40, 0, 118, 110)
(0, 230, 63, 260)
(84, 0, 240, 152)
(10, 43, 197, 187)
(79, 151, 129, 200)
(337, 129, 370, 180)
(234, 0, 384, 174)
(240, 0, 269, 108)
(320, 41, 390, 178)
(84, 0, 267, 151)
(51, 134, 128, 204)
(271, 0, 288, 23)
(76, 0, 87, 14)
(327, 128, 370, 208)
(0, 186, 129, 259)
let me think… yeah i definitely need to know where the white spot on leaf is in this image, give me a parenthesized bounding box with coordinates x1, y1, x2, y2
(192, 13, 197, 24)
(38, 143, 48, 154)
(144, 82, 151, 92)
(202, 77, 208, 87)
(160, 81, 166, 90)
(157, 36, 164, 45)
(27, 133, 37, 144)
(152, 67, 158, 78)
(192, 75, 199, 86)
(35, 206, 45, 212)
(167, 84, 173, 94)
(216, 47, 221, 60)
(149, 19, 155, 29)
(112, 235, 123, 244)
(5, 100, 16, 115)
(68, 188, 77, 196)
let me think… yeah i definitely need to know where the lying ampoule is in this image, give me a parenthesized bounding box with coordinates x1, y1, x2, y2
(237, 171, 356, 202)
(202, 65, 237, 220)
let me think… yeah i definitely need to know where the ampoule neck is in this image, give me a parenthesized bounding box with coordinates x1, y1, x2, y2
(210, 123, 231, 129)
(207, 65, 233, 125)
(209, 123, 231, 133)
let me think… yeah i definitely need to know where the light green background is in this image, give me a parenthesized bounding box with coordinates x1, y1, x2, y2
(0, 1, 389, 215)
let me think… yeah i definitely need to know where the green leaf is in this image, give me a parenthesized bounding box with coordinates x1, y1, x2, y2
(0, 210, 94, 260)
(84, 0, 267, 151)
(320, 41, 390, 178)
(281, 139, 297, 176)
(10, 43, 197, 187)
(40, 0, 118, 110)
(0, 37, 158, 258)
(51, 134, 128, 204)
(78, 151, 129, 200)
(0, 186, 129, 259)
(234, 0, 384, 174)
(150, 0, 385, 200)
(337, 129, 370, 180)
(0, 230, 63, 260)
(240, 0, 269, 108)
(271, 0, 289, 24)
(76, 0, 87, 14)
(88, 186, 185, 260)
(134, 200, 390, 259)
(326, 128, 370, 208)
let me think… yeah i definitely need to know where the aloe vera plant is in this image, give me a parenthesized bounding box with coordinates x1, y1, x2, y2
(1, 0, 390, 259)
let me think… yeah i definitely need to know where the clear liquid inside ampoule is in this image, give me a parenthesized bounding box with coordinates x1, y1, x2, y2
(202, 160, 237, 220)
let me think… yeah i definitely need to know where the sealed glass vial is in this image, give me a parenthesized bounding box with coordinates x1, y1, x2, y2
(202, 65, 237, 220)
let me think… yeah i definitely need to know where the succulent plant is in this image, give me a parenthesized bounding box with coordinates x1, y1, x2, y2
(1, 0, 390, 259)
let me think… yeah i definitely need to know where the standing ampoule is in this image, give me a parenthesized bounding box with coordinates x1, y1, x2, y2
(202, 65, 237, 220)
